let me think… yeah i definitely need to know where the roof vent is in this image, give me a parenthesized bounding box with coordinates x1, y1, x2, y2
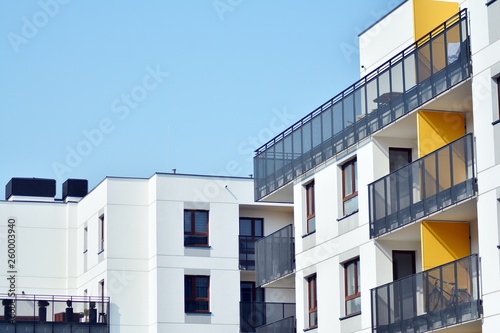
(6, 178, 56, 202)
(62, 179, 88, 202)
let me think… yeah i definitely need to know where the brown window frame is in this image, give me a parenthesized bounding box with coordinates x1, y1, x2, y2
(185, 275, 210, 313)
(184, 210, 209, 247)
(342, 159, 358, 215)
(305, 181, 315, 233)
(344, 257, 361, 316)
(308, 274, 318, 328)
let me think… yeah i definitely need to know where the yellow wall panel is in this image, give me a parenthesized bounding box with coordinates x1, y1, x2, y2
(421, 221, 470, 270)
(413, 0, 459, 42)
(417, 110, 465, 158)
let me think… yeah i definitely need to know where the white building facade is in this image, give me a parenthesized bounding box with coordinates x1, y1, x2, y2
(0, 174, 293, 333)
(254, 0, 500, 332)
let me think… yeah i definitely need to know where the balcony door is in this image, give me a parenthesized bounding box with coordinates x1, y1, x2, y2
(393, 251, 416, 280)
(240, 282, 265, 332)
(389, 148, 412, 218)
(392, 251, 416, 322)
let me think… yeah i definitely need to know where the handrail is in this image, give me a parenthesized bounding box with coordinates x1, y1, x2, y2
(255, 8, 468, 156)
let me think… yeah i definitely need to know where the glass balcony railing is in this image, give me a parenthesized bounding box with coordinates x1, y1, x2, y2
(256, 316, 295, 333)
(371, 254, 481, 333)
(240, 302, 295, 333)
(254, 9, 470, 201)
(369, 133, 475, 238)
(255, 225, 295, 287)
(239, 235, 263, 270)
(0, 294, 110, 333)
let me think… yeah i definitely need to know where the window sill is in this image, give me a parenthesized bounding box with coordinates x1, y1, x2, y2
(492, 119, 500, 126)
(303, 326, 318, 332)
(339, 312, 361, 321)
(184, 245, 212, 249)
(97, 250, 104, 255)
(486, 0, 497, 6)
(337, 209, 359, 222)
(83, 250, 88, 254)
(302, 230, 316, 238)
(185, 311, 212, 315)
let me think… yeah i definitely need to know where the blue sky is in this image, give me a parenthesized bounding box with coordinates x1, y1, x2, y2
(0, 0, 404, 198)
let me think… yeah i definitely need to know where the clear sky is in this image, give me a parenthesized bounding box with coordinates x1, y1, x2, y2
(0, 0, 404, 198)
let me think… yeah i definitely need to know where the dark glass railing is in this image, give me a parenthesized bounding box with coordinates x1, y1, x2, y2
(255, 225, 295, 287)
(254, 9, 470, 201)
(369, 134, 475, 238)
(371, 254, 481, 333)
(0, 294, 110, 333)
(256, 316, 295, 333)
(240, 302, 295, 333)
(240, 235, 264, 270)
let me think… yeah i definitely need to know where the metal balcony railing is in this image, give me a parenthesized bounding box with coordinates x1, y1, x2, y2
(255, 225, 295, 287)
(240, 302, 295, 333)
(369, 133, 475, 238)
(239, 235, 263, 270)
(371, 254, 481, 333)
(256, 316, 295, 333)
(0, 294, 110, 333)
(254, 9, 470, 201)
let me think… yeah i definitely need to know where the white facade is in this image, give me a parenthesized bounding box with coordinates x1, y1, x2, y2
(253, 1, 500, 333)
(0, 174, 293, 332)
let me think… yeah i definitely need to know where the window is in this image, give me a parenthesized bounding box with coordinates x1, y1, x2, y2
(344, 258, 361, 316)
(239, 218, 264, 270)
(497, 77, 500, 119)
(98, 279, 105, 322)
(83, 226, 88, 253)
(389, 148, 412, 173)
(342, 159, 358, 215)
(308, 274, 318, 328)
(184, 210, 209, 246)
(305, 181, 316, 233)
(185, 275, 210, 313)
(98, 215, 104, 253)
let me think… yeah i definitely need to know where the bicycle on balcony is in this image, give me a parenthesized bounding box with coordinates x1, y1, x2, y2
(427, 274, 471, 313)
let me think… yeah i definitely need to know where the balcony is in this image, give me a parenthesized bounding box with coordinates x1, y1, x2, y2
(254, 9, 470, 202)
(0, 294, 110, 333)
(369, 133, 475, 238)
(240, 235, 263, 270)
(371, 254, 481, 333)
(255, 225, 295, 287)
(240, 302, 295, 333)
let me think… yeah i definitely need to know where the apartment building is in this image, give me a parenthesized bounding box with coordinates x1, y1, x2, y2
(0, 174, 293, 333)
(253, 0, 500, 332)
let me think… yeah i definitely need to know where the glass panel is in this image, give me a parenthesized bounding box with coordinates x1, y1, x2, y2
(347, 262, 355, 296)
(378, 70, 391, 104)
(184, 212, 192, 232)
(344, 196, 358, 216)
(423, 154, 437, 197)
(196, 277, 209, 297)
(391, 61, 404, 94)
(312, 115, 322, 148)
(353, 160, 358, 192)
(322, 106, 333, 142)
(255, 219, 263, 237)
(437, 146, 451, 191)
(366, 78, 378, 114)
(452, 138, 467, 185)
(185, 276, 193, 297)
(302, 121, 312, 153)
(432, 33, 446, 74)
(240, 219, 252, 236)
(404, 53, 417, 90)
(195, 211, 208, 232)
(333, 101, 343, 135)
(344, 93, 355, 128)
(309, 311, 318, 327)
(346, 297, 361, 315)
(307, 217, 316, 233)
(354, 86, 366, 118)
(344, 165, 353, 196)
(446, 25, 461, 65)
(417, 43, 431, 82)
